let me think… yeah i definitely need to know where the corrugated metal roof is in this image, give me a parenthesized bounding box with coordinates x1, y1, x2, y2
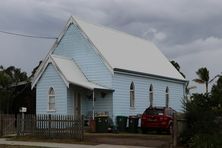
(73, 17, 185, 81)
(51, 55, 111, 90)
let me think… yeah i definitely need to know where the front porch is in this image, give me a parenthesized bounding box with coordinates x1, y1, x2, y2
(68, 85, 114, 125)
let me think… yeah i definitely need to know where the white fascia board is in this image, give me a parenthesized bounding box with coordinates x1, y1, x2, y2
(114, 68, 187, 84)
(31, 56, 70, 89)
(31, 57, 51, 89)
(56, 17, 74, 44)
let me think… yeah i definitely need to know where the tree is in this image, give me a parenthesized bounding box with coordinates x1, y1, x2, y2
(170, 60, 186, 78)
(0, 66, 28, 113)
(211, 76, 222, 112)
(182, 93, 222, 147)
(30, 61, 42, 78)
(181, 76, 222, 147)
(193, 67, 209, 93)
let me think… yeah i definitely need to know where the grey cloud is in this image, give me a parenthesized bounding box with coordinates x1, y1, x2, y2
(0, 0, 222, 93)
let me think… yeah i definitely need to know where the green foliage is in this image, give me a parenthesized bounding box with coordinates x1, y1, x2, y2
(182, 76, 222, 148)
(195, 67, 209, 83)
(193, 67, 210, 93)
(211, 76, 222, 112)
(0, 66, 29, 113)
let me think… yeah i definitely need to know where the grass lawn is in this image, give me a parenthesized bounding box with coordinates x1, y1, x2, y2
(8, 132, 172, 148)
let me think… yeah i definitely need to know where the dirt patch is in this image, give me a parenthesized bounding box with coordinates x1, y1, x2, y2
(84, 133, 171, 147)
(9, 133, 172, 148)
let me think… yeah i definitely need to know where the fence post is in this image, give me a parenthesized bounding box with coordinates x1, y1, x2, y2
(173, 113, 177, 147)
(16, 114, 20, 136)
(21, 113, 25, 136)
(48, 114, 51, 138)
(81, 115, 84, 141)
(0, 114, 3, 137)
(31, 115, 35, 135)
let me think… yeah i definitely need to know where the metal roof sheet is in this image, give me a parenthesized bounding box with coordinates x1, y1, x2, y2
(73, 17, 185, 81)
(51, 55, 110, 90)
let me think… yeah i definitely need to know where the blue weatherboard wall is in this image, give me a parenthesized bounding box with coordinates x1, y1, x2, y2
(36, 20, 186, 124)
(53, 24, 112, 88)
(67, 87, 74, 115)
(36, 64, 68, 114)
(112, 72, 185, 119)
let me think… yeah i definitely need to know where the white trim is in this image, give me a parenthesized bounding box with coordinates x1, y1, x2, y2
(32, 56, 70, 89)
(48, 87, 56, 111)
(149, 84, 154, 107)
(114, 69, 187, 84)
(50, 55, 70, 88)
(31, 16, 114, 89)
(31, 39, 59, 89)
(165, 86, 169, 107)
(31, 17, 73, 89)
(130, 82, 135, 108)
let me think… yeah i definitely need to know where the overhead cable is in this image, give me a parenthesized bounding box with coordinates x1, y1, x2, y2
(0, 30, 57, 39)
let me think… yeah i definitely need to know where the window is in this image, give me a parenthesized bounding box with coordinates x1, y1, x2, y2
(48, 87, 55, 111)
(149, 84, 153, 107)
(166, 87, 169, 107)
(130, 82, 135, 107)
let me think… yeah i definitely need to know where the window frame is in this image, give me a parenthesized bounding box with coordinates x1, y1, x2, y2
(48, 87, 56, 112)
(166, 87, 169, 107)
(149, 84, 153, 107)
(130, 82, 135, 108)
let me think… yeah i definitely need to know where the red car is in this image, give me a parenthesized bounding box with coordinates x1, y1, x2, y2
(141, 106, 175, 134)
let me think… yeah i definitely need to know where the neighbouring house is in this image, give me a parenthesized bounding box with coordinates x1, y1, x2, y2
(32, 16, 187, 124)
(12, 81, 36, 114)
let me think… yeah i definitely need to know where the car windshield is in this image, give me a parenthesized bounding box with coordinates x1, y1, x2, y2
(144, 108, 164, 115)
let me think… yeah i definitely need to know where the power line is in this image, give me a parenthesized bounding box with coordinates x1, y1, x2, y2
(0, 30, 57, 39)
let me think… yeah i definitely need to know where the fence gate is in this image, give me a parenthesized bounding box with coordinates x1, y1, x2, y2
(0, 114, 16, 136)
(16, 114, 84, 140)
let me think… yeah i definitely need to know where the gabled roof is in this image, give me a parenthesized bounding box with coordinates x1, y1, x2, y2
(32, 54, 111, 90)
(71, 17, 185, 81)
(32, 16, 186, 89)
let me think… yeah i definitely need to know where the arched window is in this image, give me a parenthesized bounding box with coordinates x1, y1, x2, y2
(149, 84, 153, 107)
(130, 82, 135, 107)
(166, 87, 169, 107)
(48, 87, 55, 111)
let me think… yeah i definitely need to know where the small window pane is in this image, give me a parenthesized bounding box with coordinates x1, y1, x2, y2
(48, 87, 55, 111)
(166, 87, 169, 107)
(130, 82, 135, 107)
(149, 85, 153, 107)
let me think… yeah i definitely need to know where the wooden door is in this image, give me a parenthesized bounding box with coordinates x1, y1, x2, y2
(74, 93, 81, 119)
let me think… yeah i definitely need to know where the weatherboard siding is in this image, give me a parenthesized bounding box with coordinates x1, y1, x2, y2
(112, 73, 185, 119)
(67, 88, 74, 115)
(36, 64, 68, 114)
(53, 24, 112, 88)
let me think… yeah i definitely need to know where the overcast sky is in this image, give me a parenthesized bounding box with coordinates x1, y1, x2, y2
(0, 0, 222, 93)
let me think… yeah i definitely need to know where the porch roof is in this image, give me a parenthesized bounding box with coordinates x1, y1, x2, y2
(50, 54, 111, 90)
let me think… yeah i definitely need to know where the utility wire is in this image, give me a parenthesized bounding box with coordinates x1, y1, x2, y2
(0, 30, 57, 39)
